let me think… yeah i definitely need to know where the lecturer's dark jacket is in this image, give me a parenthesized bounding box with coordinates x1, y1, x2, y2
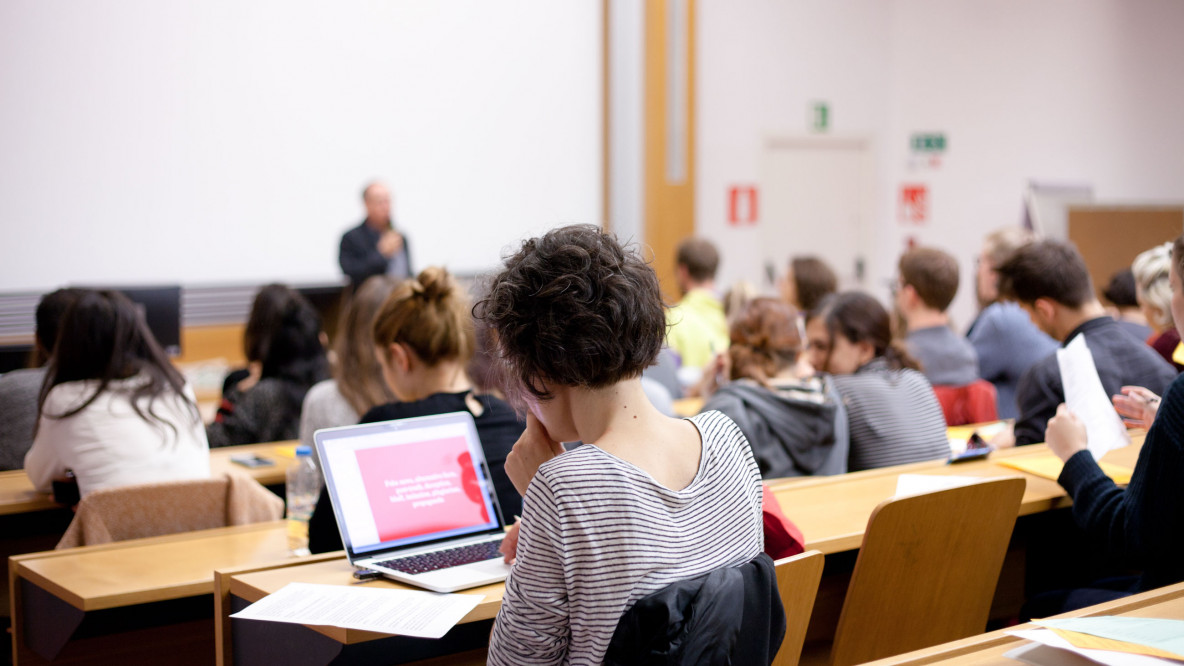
(604, 553, 786, 666)
(338, 221, 413, 289)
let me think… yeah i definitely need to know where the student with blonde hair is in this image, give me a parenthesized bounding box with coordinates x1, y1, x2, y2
(1132, 242, 1181, 370)
(306, 267, 524, 553)
(298, 276, 400, 451)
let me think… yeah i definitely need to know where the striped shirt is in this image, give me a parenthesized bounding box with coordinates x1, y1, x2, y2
(487, 410, 764, 666)
(831, 357, 950, 471)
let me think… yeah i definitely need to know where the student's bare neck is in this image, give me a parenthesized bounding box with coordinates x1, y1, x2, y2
(1057, 300, 1107, 341)
(905, 308, 950, 332)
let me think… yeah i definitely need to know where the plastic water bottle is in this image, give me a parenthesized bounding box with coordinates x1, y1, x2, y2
(286, 446, 321, 556)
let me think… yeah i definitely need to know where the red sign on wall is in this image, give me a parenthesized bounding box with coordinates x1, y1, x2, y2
(728, 186, 759, 226)
(899, 184, 928, 225)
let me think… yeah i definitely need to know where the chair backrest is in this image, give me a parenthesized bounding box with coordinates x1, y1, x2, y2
(772, 550, 825, 666)
(828, 476, 1025, 666)
(932, 380, 999, 426)
(56, 472, 283, 548)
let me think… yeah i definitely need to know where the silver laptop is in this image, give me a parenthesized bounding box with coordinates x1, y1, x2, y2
(314, 411, 511, 593)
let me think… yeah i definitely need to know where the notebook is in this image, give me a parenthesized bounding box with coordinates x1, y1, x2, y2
(314, 411, 510, 593)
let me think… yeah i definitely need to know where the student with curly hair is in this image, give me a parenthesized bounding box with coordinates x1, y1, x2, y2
(701, 297, 849, 478)
(479, 225, 763, 665)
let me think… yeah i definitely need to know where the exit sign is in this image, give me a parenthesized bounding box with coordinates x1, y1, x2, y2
(811, 102, 830, 133)
(911, 133, 946, 152)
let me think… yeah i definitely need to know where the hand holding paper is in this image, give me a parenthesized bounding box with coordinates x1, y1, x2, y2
(1055, 335, 1131, 461)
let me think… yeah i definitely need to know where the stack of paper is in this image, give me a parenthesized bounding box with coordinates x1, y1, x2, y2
(893, 474, 983, 498)
(997, 456, 1133, 484)
(230, 582, 485, 639)
(1006, 617, 1184, 665)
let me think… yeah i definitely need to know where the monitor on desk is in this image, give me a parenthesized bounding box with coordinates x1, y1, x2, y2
(75, 285, 183, 357)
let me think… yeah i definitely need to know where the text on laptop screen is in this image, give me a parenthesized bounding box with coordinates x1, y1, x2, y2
(319, 415, 500, 554)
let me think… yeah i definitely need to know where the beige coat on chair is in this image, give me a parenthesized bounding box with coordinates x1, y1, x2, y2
(56, 473, 284, 549)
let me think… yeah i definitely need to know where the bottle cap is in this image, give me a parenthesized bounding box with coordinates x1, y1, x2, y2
(295, 445, 312, 457)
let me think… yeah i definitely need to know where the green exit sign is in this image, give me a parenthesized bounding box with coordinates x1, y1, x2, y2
(811, 101, 829, 133)
(911, 133, 947, 152)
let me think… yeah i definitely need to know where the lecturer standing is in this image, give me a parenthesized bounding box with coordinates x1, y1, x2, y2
(338, 182, 413, 290)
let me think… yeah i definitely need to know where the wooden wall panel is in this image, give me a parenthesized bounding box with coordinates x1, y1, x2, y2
(1067, 206, 1183, 297)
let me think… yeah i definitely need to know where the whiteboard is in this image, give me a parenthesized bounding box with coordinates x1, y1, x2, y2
(0, 1, 602, 291)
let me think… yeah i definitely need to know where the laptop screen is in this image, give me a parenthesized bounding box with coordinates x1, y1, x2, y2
(315, 411, 503, 557)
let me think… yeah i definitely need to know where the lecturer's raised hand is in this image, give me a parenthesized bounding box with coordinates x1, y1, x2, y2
(504, 413, 565, 497)
(1045, 403, 1088, 462)
(1112, 385, 1161, 430)
(377, 230, 404, 258)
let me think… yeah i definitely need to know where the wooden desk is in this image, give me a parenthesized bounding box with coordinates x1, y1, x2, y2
(0, 470, 58, 517)
(862, 581, 1184, 665)
(218, 558, 503, 666)
(0, 441, 296, 521)
(209, 441, 295, 488)
(214, 438, 1145, 665)
(9, 521, 298, 664)
(771, 437, 1141, 555)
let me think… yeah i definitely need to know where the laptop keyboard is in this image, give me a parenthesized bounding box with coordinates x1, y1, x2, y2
(374, 540, 503, 575)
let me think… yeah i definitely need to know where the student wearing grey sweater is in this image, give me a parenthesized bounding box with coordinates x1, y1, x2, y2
(0, 288, 83, 470)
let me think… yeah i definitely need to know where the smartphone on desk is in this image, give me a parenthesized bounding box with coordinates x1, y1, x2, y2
(948, 433, 992, 464)
(231, 454, 275, 469)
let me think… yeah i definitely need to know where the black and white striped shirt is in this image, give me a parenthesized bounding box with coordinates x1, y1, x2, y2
(831, 357, 950, 471)
(487, 410, 764, 666)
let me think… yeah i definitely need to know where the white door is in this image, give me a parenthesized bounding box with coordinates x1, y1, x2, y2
(759, 137, 874, 292)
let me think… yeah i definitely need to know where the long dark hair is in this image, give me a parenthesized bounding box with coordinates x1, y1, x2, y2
(244, 284, 296, 364)
(256, 287, 329, 423)
(808, 292, 920, 371)
(36, 290, 198, 436)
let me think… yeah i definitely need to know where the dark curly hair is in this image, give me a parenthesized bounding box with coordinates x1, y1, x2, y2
(475, 224, 666, 400)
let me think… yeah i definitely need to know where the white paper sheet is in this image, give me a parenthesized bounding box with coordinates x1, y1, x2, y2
(230, 582, 484, 639)
(1057, 335, 1130, 461)
(1006, 629, 1174, 666)
(893, 474, 982, 498)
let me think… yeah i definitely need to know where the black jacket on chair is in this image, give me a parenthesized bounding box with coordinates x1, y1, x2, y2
(603, 553, 786, 666)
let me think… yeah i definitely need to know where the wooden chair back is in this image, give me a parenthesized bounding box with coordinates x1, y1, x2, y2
(772, 550, 825, 666)
(829, 476, 1025, 666)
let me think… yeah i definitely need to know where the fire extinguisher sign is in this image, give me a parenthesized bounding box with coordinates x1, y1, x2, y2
(728, 186, 758, 226)
(899, 184, 928, 225)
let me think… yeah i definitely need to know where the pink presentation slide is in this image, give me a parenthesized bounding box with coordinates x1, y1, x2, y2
(355, 436, 490, 543)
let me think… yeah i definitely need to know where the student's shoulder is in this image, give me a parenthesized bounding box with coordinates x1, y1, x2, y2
(0, 368, 46, 396)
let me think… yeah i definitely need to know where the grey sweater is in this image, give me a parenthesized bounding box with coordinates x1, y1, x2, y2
(703, 377, 849, 478)
(0, 368, 46, 471)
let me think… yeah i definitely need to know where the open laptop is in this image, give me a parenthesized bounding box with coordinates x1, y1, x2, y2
(314, 411, 511, 593)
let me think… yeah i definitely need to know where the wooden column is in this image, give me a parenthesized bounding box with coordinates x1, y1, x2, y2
(644, 0, 696, 301)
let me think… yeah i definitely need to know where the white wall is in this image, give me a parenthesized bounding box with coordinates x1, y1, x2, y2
(697, 0, 1184, 327)
(0, 1, 601, 292)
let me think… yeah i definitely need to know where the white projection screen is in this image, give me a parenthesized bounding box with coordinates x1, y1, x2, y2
(0, 1, 602, 291)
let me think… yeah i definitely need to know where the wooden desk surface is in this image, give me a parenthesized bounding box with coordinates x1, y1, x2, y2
(227, 558, 506, 644)
(11, 521, 292, 612)
(863, 580, 1184, 665)
(209, 441, 295, 487)
(774, 436, 1143, 555)
(219, 435, 1144, 648)
(0, 441, 294, 518)
(0, 470, 56, 516)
